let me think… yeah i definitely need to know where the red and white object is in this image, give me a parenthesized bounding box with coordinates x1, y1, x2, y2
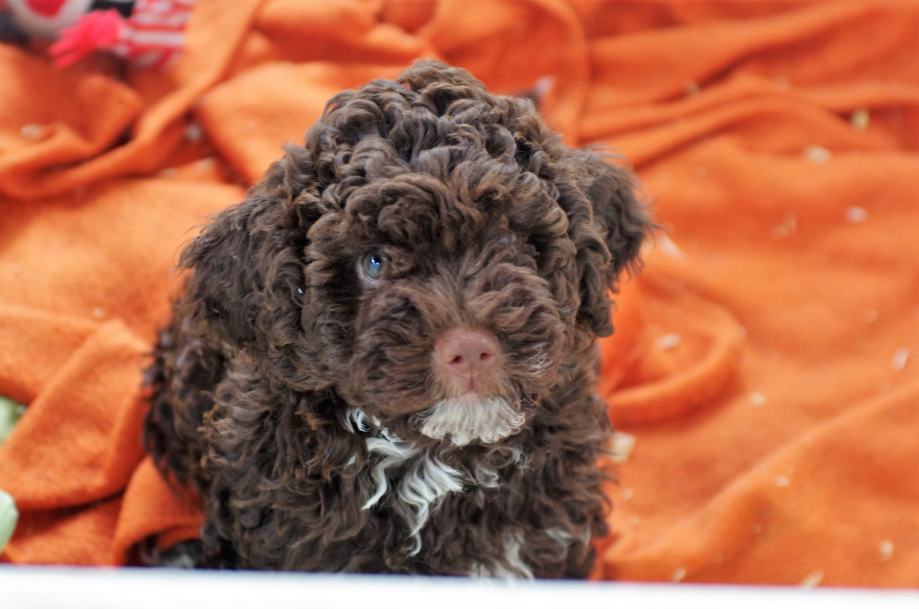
(5, 0, 192, 67)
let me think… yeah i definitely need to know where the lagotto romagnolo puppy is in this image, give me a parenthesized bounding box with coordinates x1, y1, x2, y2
(142, 60, 651, 578)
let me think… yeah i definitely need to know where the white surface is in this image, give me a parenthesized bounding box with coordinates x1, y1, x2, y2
(1, 566, 918, 609)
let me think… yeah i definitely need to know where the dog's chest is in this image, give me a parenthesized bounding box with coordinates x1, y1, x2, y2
(345, 409, 527, 574)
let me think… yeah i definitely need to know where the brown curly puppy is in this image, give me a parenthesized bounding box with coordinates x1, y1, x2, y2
(143, 60, 650, 578)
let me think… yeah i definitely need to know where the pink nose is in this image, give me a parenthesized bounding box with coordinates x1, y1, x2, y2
(434, 327, 499, 378)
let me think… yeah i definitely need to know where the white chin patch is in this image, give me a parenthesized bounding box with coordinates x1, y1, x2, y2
(416, 395, 525, 447)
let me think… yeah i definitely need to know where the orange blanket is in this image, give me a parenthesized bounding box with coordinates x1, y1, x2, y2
(1, 0, 917, 587)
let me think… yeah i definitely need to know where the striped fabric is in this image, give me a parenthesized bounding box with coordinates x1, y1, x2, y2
(116, 0, 191, 67)
(50, 0, 193, 67)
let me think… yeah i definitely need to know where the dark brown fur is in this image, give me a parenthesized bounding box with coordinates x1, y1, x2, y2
(142, 60, 650, 577)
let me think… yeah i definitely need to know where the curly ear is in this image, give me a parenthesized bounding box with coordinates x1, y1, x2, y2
(179, 153, 311, 350)
(574, 154, 652, 337)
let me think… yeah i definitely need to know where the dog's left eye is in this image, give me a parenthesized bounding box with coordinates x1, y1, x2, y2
(360, 252, 386, 282)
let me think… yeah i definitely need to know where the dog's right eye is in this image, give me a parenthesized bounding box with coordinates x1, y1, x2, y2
(360, 252, 386, 283)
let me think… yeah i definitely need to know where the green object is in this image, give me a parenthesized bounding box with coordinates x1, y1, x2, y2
(0, 397, 25, 555)
(0, 490, 17, 555)
(0, 396, 24, 444)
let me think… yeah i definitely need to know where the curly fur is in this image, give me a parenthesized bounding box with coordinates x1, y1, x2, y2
(142, 60, 651, 577)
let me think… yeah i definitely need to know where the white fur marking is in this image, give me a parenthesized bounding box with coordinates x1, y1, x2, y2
(362, 431, 418, 510)
(470, 533, 533, 579)
(503, 534, 534, 579)
(417, 395, 525, 446)
(361, 426, 465, 555)
(355, 404, 528, 555)
(344, 408, 369, 433)
(545, 527, 573, 550)
(397, 455, 465, 555)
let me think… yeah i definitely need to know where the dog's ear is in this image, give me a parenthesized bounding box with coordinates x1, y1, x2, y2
(179, 153, 311, 349)
(573, 154, 652, 337)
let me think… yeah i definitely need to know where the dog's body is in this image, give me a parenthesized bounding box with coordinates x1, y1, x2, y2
(143, 61, 650, 577)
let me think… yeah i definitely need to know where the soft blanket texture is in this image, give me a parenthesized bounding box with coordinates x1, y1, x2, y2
(0, 0, 917, 587)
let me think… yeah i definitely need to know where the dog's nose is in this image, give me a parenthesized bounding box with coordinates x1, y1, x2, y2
(434, 327, 499, 379)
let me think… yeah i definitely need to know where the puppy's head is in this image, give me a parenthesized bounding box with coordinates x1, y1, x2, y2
(182, 60, 651, 447)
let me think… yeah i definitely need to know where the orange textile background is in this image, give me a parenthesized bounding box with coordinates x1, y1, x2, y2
(1, 0, 918, 587)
